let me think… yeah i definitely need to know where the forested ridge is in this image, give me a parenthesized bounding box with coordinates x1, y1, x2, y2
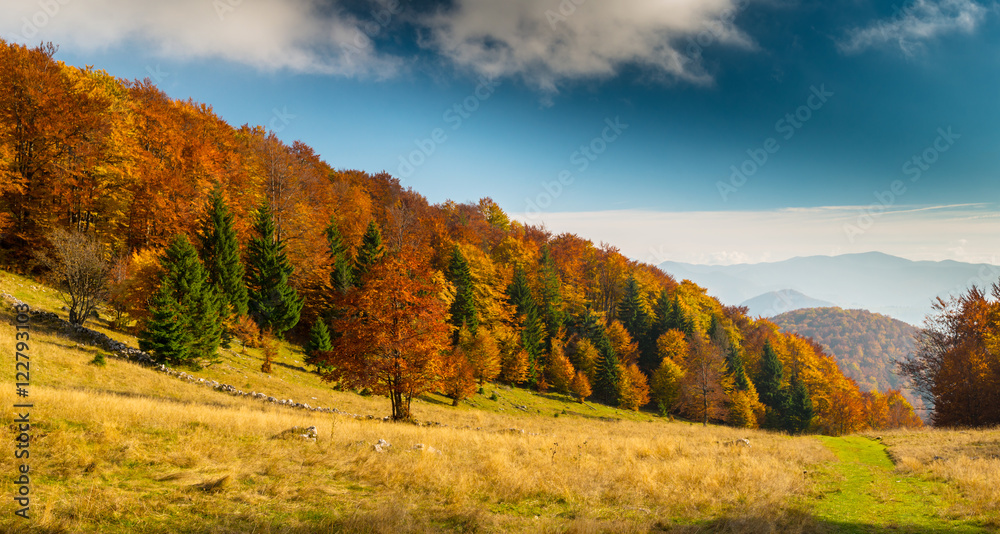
(772, 308, 919, 394)
(0, 40, 922, 434)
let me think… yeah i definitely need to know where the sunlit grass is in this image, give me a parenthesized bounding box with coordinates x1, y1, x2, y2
(2, 268, 999, 532)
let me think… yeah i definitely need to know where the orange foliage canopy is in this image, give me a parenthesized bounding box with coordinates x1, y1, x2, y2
(315, 252, 451, 420)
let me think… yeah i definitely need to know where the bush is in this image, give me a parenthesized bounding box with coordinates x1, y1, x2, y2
(90, 353, 107, 367)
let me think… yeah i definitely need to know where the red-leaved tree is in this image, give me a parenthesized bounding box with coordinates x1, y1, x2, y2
(315, 252, 450, 420)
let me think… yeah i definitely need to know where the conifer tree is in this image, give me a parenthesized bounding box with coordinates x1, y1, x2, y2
(507, 266, 545, 384)
(324, 215, 353, 294)
(785, 377, 814, 433)
(353, 219, 385, 284)
(246, 202, 303, 337)
(726, 346, 752, 391)
(573, 308, 621, 404)
(305, 319, 333, 362)
(198, 186, 249, 319)
(446, 245, 478, 340)
(650, 289, 673, 339)
(757, 340, 785, 407)
(757, 340, 789, 429)
(140, 285, 193, 366)
(537, 246, 564, 350)
(618, 276, 650, 340)
(618, 276, 653, 372)
(670, 295, 694, 335)
(140, 234, 222, 367)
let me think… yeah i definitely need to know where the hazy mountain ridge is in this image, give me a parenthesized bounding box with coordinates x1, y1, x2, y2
(660, 252, 1000, 325)
(740, 290, 834, 318)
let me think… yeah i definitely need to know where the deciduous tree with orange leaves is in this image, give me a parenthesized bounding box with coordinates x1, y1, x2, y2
(315, 251, 450, 420)
(900, 285, 1000, 427)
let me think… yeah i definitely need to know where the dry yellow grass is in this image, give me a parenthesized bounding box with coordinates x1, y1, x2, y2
(0, 287, 837, 532)
(0, 382, 838, 533)
(869, 427, 1000, 523)
(2, 270, 995, 532)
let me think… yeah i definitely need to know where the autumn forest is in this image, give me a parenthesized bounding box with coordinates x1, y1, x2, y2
(4, 38, 973, 436)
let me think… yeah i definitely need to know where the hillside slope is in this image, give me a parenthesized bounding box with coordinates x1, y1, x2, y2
(772, 307, 921, 405)
(2, 270, 995, 533)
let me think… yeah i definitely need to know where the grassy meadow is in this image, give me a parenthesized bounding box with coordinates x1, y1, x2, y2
(1, 269, 998, 533)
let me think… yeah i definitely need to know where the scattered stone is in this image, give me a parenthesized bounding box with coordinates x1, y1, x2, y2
(373, 439, 391, 453)
(2, 295, 386, 420)
(412, 443, 442, 455)
(272, 426, 318, 441)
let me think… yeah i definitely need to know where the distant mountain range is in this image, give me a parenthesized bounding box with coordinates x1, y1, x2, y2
(740, 290, 834, 318)
(659, 252, 1000, 325)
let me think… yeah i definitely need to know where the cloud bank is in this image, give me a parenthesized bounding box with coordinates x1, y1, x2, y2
(1, 0, 401, 78)
(512, 204, 1000, 266)
(840, 0, 988, 55)
(421, 0, 752, 91)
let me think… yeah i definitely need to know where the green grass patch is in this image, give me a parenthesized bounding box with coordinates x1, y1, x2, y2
(809, 435, 989, 533)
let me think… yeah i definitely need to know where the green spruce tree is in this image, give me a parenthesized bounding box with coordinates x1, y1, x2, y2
(324, 215, 353, 294)
(198, 186, 249, 319)
(669, 295, 694, 336)
(446, 245, 478, 341)
(246, 202, 304, 338)
(726, 346, 751, 391)
(140, 285, 193, 366)
(305, 319, 333, 369)
(573, 308, 621, 405)
(507, 266, 545, 385)
(140, 234, 222, 367)
(353, 220, 385, 285)
(785, 377, 814, 434)
(537, 246, 564, 351)
(649, 289, 673, 340)
(757, 340, 789, 429)
(618, 276, 653, 372)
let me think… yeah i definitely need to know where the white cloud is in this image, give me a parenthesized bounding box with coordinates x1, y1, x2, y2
(0, 0, 401, 78)
(511, 205, 1000, 266)
(421, 0, 753, 92)
(839, 0, 988, 56)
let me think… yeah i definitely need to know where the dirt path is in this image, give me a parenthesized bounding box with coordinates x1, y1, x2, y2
(810, 435, 986, 533)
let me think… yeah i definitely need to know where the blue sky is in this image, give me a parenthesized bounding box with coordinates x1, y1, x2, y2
(4, 0, 1000, 264)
